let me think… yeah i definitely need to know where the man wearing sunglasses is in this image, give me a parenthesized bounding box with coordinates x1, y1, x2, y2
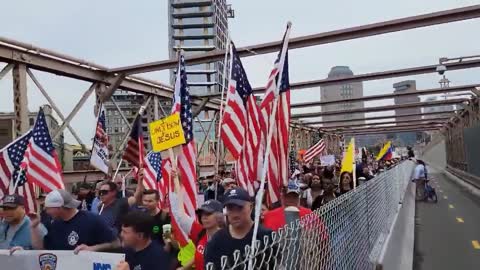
(0, 194, 45, 250)
(97, 169, 145, 236)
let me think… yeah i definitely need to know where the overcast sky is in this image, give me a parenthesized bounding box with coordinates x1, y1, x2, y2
(1, 0, 479, 144)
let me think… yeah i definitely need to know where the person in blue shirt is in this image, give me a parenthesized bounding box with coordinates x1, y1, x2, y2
(115, 211, 169, 270)
(90, 181, 103, 215)
(30, 189, 119, 253)
(0, 194, 46, 250)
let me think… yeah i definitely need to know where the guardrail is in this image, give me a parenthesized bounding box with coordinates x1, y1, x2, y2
(446, 165, 480, 190)
(206, 161, 415, 270)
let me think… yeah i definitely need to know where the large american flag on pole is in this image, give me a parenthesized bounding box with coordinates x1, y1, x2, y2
(303, 139, 326, 163)
(260, 26, 291, 206)
(0, 131, 37, 213)
(220, 44, 262, 196)
(167, 54, 197, 247)
(122, 115, 144, 168)
(22, 108, 65, 192)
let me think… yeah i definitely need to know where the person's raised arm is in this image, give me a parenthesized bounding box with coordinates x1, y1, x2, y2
(128, 168, 145, 206)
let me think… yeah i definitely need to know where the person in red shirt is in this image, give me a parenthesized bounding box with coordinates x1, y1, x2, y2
(263, 181, 312, 231)
(169, 193, 224, 270)
(263, 181, 331, 269)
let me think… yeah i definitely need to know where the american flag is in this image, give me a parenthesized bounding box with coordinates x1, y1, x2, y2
(22, 108, 65, 193)
(303, 139, 326, 163)
(0, 131, 37, 213)
(220, 44, 262, 196)
(260, 25, 292, 206)
(95, 108, 109, 147)
(122, 115, 144, 168)
(90, 105, 109, 174)
(168, 54, 197, 247)
(143, 151, 167, 204)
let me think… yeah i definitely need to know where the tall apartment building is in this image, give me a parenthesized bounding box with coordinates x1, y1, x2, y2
(393, 80, 421, 120)
(168, 0, 233, 96)
(321, 66, 365, 126)
(391, 80, 421, 146)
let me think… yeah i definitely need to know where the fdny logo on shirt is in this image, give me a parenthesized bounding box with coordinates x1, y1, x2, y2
(197, 244, 205, 255)
(68, 231, 79, 246)
(39, 253, 57, 270)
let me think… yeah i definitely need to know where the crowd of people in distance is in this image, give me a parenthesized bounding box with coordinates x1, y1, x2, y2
(0, 151, 419, 270)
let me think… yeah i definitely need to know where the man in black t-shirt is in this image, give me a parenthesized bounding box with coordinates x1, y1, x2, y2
(204, 187, 273, 269)
(116, 211, 169, 270)
(140, 189, 170, 246)
(30, 189, 119, 252)
(77, 182, 96, 211)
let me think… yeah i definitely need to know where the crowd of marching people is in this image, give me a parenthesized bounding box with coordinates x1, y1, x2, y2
(0, 24, 424, 269)
(0, 150, 411, 270)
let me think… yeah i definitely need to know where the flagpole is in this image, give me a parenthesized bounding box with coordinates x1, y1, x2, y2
(112, 159, 123, 183)
(248, 22, 292, 270)
(352, 137, 357, 189)
(214, 33, 231, 200)
(88, 101, 105, 181)
(11, 169, 23, 194)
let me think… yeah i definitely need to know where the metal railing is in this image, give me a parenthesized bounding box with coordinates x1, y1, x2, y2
(206, 161, 415, 270)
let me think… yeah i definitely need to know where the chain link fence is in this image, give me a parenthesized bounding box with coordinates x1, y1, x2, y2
(206, 160, 415, 270)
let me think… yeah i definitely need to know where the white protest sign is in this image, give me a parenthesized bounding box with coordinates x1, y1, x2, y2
(319, 155, 336, 166)
(0, 250, 124, 270)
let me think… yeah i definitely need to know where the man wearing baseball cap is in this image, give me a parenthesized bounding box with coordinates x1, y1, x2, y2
(204, 187, 273, 269)
(263, 181, 329, 269)
(263, 180, 312, 231)
(0, 194, 45, 250)
(30, 189, 119, 253)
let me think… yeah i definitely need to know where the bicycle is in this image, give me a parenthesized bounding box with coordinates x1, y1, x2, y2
(423, 180, 438, 203)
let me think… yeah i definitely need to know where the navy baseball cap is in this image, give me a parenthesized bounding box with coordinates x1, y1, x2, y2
(0, 194, 25, 208)
(223, 187, 251, 207)
(285, 180, 301, 195)
(196, 200, 223, 215)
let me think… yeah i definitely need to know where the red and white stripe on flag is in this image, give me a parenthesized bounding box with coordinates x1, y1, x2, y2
(221, 82, 246, 159)
(22, 143, 64, 192)
(220, 45, 262, 196)
(303, 139, 326, 163)
(22, 109, 64, 192)
(259, 40, 291, 206)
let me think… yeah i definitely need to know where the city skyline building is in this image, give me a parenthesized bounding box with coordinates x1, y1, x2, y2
(320, 66, 365, 126)
(423, 96, 455, 118)
(390, 80, 421, 146)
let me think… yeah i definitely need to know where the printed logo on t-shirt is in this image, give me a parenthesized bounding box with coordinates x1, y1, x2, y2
(197, 244, 205, 255)
(133, 265, 141, 270)
(152, 225, 160, 234)
(68, 231, 79, 246)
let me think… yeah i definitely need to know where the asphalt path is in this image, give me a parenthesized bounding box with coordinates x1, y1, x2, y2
(413, 170, 480, 270)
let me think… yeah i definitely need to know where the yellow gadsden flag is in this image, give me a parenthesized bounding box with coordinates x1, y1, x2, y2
(341, 138, 355, 173)
(376, 141, 392, 161)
